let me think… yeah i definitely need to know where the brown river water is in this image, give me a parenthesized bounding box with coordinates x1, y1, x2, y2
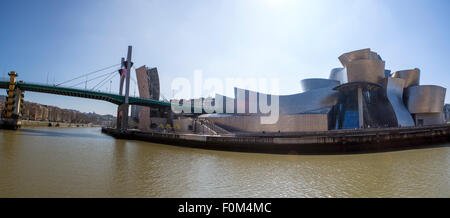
(0, 127, 449, 197)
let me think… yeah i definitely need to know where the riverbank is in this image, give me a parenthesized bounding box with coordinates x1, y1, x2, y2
(20, 120, 100, 128)
(0, 119, 103, 129)
(102, 125, 450, 155)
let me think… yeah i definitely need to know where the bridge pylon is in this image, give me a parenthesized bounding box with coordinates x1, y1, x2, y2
(117, 46, 133, 131)
(1, 71, 23, 129)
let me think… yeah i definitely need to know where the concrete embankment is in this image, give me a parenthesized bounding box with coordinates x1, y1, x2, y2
(102, 125, 450, 155)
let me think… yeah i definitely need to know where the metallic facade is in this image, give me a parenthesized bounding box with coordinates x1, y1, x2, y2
(392, 68, 420, 88)
(338, 48, 386, 85)
(329, 68, 348, 84)
(135, 66, 161, 131)
(445, 104, 450, 121)
(346, 59, 386, 84)
(338, 48, 371, 67)
(230, 87, 338, 115)
(278, 87, 338, 114)
(204, 86, 338, 132)
(202, 113, 329, 133)
(214, 93, 237, 114)
(331, 82, 398, 129)
(300, 78, 340, 92)
(385, 77, 415, 127)
(198, 48, 447, 133)
(338, 48, 382, 67)
(405, 85, 446, 114)
(414, 113, 445, 126)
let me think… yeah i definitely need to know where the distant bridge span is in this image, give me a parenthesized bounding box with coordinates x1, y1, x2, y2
(0, 46, 200, 130)
(0, 80, 172, 108)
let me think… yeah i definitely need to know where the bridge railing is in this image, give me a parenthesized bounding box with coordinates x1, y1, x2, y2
(0, 81, 203, 111)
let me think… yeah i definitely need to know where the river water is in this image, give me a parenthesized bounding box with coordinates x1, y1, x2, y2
(0, 127, 449, 197)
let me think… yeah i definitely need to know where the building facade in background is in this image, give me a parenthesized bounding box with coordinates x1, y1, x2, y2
(444, 104, 450, 122)
(198, 48, 447, 133)
(133, 66, 161, 131)
(0, 96, 114, 125)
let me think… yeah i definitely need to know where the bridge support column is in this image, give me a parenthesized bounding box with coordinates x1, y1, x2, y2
(117, 104, 129, 131)
(138, 106, 151, 131)
(116, 46, 133, 131)
(1, 71, 23, 129)
(357, 87, 364, 129)
(13, 88, 24, 119)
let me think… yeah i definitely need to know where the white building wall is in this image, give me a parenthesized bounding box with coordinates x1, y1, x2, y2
(414, 113, 445, 126)
(204, 113, 329, 133)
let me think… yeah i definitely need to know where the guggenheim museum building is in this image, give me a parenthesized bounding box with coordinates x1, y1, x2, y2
(199, 48, 447, 133)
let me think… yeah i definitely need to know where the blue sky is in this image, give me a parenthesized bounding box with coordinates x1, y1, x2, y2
(1, 0, 449, 115)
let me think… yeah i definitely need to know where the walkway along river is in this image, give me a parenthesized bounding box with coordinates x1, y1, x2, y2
(0, 127, 449, 197)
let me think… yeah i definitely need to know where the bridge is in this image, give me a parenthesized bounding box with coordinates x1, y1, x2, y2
(0, 46, 197, 130)
(0, 81, 171, 107)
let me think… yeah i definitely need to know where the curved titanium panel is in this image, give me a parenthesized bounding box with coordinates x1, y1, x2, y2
(230, 87, 339, 115)
(214, 93, 235, 113)
(279, 87, 338, 114)
(385, 77, 415, 127)
(405, 85, 446, 113)
(329, 68, 348, 84)
(338, 48, 371, 67)
(300, 78, 340, 92)
(391, 68, 420, 88)
(370, 51, 382, 61)
(346, 59, 386, 84)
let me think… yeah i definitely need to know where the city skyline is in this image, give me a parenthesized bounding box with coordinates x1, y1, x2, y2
(1, 0, 449, 115)
(0, 95, 115, 125)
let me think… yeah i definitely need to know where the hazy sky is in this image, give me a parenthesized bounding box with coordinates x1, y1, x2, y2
(1, 0, 449, 115)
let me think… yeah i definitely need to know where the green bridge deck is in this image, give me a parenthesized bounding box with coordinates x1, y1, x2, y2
(0, 80, 178, 108)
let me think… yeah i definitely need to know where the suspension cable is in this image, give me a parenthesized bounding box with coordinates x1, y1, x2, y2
(68, 80, 89, 89)
(93, 73, 119, 92)
(55, 63, 120, 87)
(91, 71, 119, 91)
(68, 70, 117, 89)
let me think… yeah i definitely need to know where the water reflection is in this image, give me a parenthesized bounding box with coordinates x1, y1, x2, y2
(19, 128, 109, 139)
(0, 127, 449, 197)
